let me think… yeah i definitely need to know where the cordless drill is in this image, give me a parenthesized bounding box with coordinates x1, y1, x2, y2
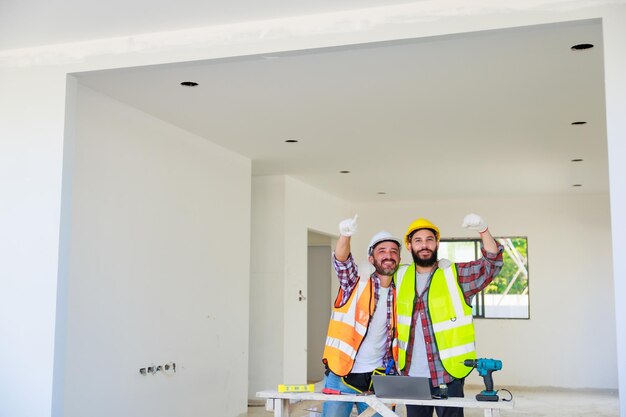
(464, 358, 502, 401)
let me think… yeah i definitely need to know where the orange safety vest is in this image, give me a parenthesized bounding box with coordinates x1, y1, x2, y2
(322, 277, 398, 376)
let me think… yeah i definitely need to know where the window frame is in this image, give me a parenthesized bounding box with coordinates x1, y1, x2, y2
(438, 236, 530, 320)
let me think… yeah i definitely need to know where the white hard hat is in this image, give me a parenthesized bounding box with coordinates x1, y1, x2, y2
(368, 231, 402, 256)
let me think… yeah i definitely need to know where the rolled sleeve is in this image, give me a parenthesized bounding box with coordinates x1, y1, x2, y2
(456, 244, 504, 299)
(333, 252, 360, 305)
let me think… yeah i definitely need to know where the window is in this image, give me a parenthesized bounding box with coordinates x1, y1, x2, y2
(438, 237, 529, 319)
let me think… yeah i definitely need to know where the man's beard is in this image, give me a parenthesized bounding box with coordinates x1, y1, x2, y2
(373, 258, 399, 276)
(412, 248, 438, 267)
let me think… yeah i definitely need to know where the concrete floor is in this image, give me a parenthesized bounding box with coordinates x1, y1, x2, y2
(245, 385, 619, 417)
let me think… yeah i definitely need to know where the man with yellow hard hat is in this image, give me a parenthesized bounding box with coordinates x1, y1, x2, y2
(395, 214, 503, 417)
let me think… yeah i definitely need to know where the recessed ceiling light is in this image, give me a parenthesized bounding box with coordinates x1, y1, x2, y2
(180, 81, 198, 87)
(285, 139, 298, 143)
(571, 121, 587, 125)
(571, 43, 594, 50)
(572, 184, 583, 187)
(339, 170, 350, 174)
(571, 158, 584, 162)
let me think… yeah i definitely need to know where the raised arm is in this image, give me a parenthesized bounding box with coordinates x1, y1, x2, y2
(462, 213, 498, 254)
(458, 213, 503, 298)
(335, 214, 358, 261)
(333, 215, 360, 304)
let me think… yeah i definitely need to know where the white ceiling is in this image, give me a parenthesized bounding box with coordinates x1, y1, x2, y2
(3, 1, 608, 202)
(0, 0, 420, 50)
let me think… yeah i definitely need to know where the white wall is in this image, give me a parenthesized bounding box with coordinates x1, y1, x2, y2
(283, 177, 354, 383)
(56, 85, 251, 417)
(1, 2, 626, 416)
(249, 176, 286, 398)
(352, 193, 615, 389)
(249, 175, 351, 395)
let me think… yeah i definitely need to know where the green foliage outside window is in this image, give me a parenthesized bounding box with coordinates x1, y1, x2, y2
(485, 238, 528, 295)
(439, 236, 529, 319)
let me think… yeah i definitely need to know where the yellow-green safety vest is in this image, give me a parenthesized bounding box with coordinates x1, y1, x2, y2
(395, 259, 475, 379)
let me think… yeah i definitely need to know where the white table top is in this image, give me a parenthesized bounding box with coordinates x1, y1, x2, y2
(257, 389, 515, 409)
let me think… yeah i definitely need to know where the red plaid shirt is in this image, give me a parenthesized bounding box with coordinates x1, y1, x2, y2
(333, 253, 396, 372)
(403, 245, 504, 386)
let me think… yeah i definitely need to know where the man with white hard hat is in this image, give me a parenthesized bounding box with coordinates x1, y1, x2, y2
(321, 215, 401, 417)
(396, 214, 504, 417)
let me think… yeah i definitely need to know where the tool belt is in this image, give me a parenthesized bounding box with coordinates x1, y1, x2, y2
(342, 368, 386, 393)
(323, 367, 386, 393)
(323, 358, 395, 394)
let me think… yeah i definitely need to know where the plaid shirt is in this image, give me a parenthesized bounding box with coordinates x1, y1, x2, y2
(403, 245, 504, 386)
(333, 253, 395, 372)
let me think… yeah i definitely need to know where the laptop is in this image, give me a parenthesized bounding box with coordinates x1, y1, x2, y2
(371, 375, 433, 400)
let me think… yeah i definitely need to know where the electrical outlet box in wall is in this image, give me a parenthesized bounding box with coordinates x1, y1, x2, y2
(139, 362, 176, 376)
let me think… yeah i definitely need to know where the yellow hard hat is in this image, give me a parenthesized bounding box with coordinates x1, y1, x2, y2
(404, 218, 440, 248)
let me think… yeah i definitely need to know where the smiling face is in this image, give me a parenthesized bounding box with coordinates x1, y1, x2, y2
(368, 240, 401, 277)
(408, 228, 439, 267)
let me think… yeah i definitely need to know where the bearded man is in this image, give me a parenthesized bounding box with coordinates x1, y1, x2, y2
(395, 214, 504, 417)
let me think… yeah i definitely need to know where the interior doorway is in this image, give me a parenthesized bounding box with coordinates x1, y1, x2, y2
(307, 231, 334, 383)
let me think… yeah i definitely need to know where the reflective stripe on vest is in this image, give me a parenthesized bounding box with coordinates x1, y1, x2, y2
(428, 262, 475, 378)
(322, 277, 375, 376)
(395, 264, 413, 371)
(329, 310, 369, 336)
(395, 261, 476, 379)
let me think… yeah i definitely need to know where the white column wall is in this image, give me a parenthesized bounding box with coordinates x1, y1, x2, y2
(603, 6, 626, 414)
(353, 193, 615, 389)
(0, 68, 69, 417)
(1, 2, 625, 416)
